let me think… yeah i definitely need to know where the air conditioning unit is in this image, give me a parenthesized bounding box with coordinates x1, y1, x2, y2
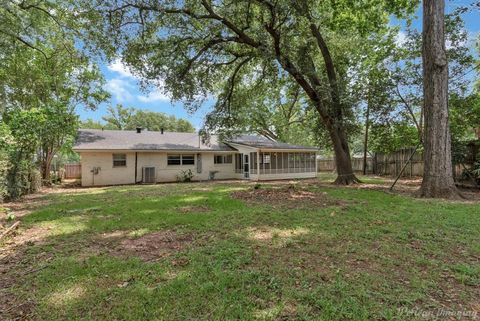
(142, 167, 156, 184)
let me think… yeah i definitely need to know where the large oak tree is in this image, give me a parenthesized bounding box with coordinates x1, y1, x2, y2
(420, 0, 460, 198)
(76, 0, 417, 184)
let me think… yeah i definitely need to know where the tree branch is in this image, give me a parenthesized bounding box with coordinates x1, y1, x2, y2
(200, 0, 261, 48)
(224, 57, 253, 111)
(395, 82, 422, 140)
(0, 29, 49, 60)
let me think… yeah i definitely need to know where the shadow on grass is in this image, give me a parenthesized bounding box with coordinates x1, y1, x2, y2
(1, 181, 480, 320)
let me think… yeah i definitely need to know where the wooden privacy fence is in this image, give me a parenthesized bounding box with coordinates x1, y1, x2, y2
(373, 148, 424, 177)
(317, 147, 424, 177)
(317, 157, 375, 173)
(64, 163, 81, 179)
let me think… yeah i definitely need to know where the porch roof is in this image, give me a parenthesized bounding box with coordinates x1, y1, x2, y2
(226, 135, 318, 151)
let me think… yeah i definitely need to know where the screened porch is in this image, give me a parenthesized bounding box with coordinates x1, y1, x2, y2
(235, 151, 317, 176)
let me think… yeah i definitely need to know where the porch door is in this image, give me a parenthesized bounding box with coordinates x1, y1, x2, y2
(243, 154, 250, 179)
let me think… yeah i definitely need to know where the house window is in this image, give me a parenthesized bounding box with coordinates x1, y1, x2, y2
(214, 154, 233, 164)
(182, 154, 195, 165)
(113, 153, 126, 167)
(167, 154, 195, 165)
(167, 155, 181, 165)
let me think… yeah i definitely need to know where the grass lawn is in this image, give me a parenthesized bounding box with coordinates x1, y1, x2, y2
(1, 178, 479, 320)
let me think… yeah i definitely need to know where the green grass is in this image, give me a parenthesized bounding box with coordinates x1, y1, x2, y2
(3, 180, 480, 320)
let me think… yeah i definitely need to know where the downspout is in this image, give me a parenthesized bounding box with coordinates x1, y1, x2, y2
(134, 152, 138, 184)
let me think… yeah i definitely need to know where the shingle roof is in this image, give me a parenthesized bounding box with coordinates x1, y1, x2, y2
(73, 129, 318, 151)
(73, 129, 234, 151)
(226, 134, 318, 150)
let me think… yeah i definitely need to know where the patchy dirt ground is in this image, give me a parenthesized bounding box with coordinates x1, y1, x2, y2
(351, 176, 480, 201)
(0, 177, 479, 320)
(231, 185, 349, 209)
(103, 230, 194, 262)
(59, 229, 197, 264)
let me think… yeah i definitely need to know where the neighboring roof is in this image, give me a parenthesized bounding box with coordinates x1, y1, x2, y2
(226, 134, 318, 151)
(73, 129, 235, 151)
(73, 129, 318, 152)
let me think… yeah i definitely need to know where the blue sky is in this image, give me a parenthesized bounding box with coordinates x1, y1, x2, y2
(76, 2, 480, 130)
(78, 59, 214, 130)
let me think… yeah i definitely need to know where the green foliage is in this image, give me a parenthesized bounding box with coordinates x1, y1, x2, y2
(0, 105, 76, 198)
(0, 1, 109, 198)
(82, 104, 196, 133)
(450, 93, 480, 141)
(101, 105, 134, 130)
(472, 161, 480, 178)
(358, 10, 477, 156)
(176, 169, 194, 183)
(6, 212, 15, 222)
(72, 0, 418, 165)
(369, 122, 419, 154)
(126, 110, 195, 133)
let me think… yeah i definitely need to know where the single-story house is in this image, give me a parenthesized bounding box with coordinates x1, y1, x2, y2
(73, 128, 318, 186)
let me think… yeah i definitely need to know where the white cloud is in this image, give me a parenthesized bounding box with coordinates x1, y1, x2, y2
(106, 58, 173, 104)
(395, 30, 407, 46)
(104, 78, 134, 102)
(107, 59, 136, 79)
(138, 89, 170, 103)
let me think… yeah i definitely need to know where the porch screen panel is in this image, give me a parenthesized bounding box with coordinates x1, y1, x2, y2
(277, 152, 282, 173)
(309, 153, 316, 171)
(271, 153, 277, 173)
(250, 152, 257, 174)
(235, 154, 243, 173)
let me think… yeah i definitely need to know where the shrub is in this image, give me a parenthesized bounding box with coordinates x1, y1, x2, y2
(176, 169, 194, 182)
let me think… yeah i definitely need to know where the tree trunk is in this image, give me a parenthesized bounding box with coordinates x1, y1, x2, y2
(42, 159, 51, 183)
(363, 100, 370, 175)
(327, 121, 360, 185)
(41, 149, 53, 184)
(420, 0, 460, 198)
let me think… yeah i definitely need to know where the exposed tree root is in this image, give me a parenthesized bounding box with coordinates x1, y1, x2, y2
(417, 185, 465, 200)
(333, 173, 362, 185)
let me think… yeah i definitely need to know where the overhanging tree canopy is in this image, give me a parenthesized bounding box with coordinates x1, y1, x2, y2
(75, 0, 418, 184)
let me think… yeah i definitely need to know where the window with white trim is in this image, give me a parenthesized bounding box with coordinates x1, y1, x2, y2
(167, 154, 195, 165)
(214, 154, 233, 164)
(182, 154, 195, 165)
(113, 153, 126, 167)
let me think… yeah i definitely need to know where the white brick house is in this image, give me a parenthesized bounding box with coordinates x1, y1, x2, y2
(73, 129, 318, 186)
